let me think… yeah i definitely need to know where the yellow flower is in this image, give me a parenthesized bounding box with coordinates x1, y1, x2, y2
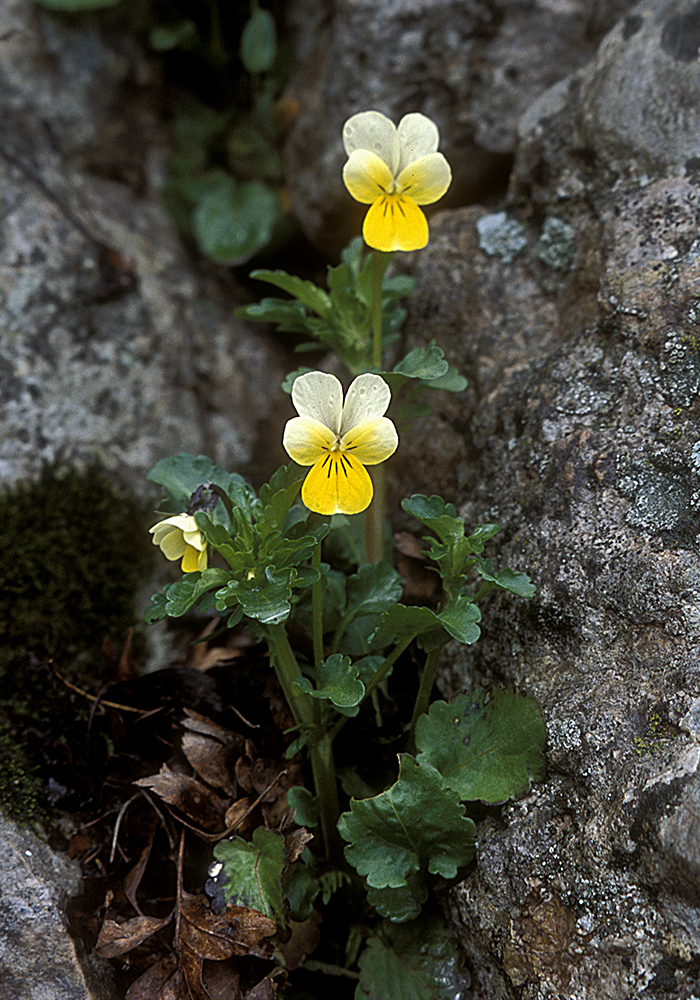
(283, 372, 398, 515)
(149, 514, 208, 573)
(342, 110, 452, 252)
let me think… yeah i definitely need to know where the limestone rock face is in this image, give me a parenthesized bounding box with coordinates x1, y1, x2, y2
(0, 812, 119, 1000)
(0, 1, 286, 493)
(283, 0, 638, 253)
(393, 1, 700, 996)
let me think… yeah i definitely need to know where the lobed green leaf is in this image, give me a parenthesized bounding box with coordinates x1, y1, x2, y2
(437, 596, 481, 645)
(338, 755, 476, 889)
(416, 689, 547, 804)
(359, 917, 466, 1000)
(212, 828, 286, 924)
(193, 176, 281, 265)
(295, 654, 365, 709)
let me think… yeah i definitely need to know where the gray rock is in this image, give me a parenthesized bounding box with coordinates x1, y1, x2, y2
(283, 0, 637, 252)
(393, 3, 700, 995)
(0, 813, 119, 1000)
(0, 0, 287, 493)
(515, 0, 700, 210)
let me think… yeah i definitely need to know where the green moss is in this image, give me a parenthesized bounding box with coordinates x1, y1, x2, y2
(0, 461, 155, 683)
(0, 722, 46, 826)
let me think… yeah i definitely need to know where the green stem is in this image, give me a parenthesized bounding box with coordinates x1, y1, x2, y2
(370, 250, 392, 369)
(266, 623, 341, 863)
(364, 250, 393, 563)
(364, 466, 385, 564)
(266, 624, 312, 728)
(406, 645, 442, 753)
(308, 732, 343, 865)
(311, 540, 324, 669)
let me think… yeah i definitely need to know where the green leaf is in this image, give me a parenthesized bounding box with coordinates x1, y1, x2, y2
(193, 176, 281, 265)
(212, 828, 285, 924)
(147, 454, 252, 520)
(371, 605, 446, 654)
(163, 575, 201, 616)
(295, 654, 364, 709)
(235, 573, 292, 625)
(339, 755, 476, 888)
(392, 344, 449, 381)
(475, 557, 536, 598)
(144, 591, 168, 624)
(346, 563, 404, 617)
(466, 523, 501, 551)
(366, 875, 428, 924)
(34, 0, 120, 9)
(194, 514, 248, 571)
(437, 596, 481, 645)
(149, 19, 197, 51)
(416, 689, 547, 804)
(401, 495, 464, 546)
(284, 863, 320, 922)
(250, 269, 332, 318)
(240, 7, 277, 73)
(286, 787, 319, 827)
(421, 368, 467, 392)
(237, 297, 309, 333)
(359, 917, 465, 1000)
(257, 465, 304, 531)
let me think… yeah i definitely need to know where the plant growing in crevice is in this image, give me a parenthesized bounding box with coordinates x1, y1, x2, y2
(138, 107, 544, 1000)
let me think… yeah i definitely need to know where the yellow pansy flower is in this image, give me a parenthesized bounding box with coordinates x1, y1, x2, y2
(342, 110, 452, 252)
(283, 371, 398, 515)
(149, 514, 208, 573)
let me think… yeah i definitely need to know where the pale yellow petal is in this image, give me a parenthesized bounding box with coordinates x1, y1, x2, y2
(397, 153, 451, 205)
(291, 371, 343, 433)
(343, 110, 400, 175)
(363, 195, 429, 252)
(181, 543, 206, 573)
(283, 416, 336, 466)
(150, 514, 192, 543)
(397, 113, 440, 169)
(159, 529, 187, 561)
(341, 416, 398, 465)
(340, 374, 391, 432)
(343, 150, 394, 204)
(301, 452, 373, 515)
(182, 527, 206, 552)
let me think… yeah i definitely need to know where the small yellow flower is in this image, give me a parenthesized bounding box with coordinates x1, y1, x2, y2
(342, 110, 452, 252)
(283, 372, 398, 515)
(149, 514, 207, 573)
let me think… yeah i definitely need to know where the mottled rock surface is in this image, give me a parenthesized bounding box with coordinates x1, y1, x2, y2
(392, 0, 700, 996)
(283, 0, 638, 253)
(0, 812, 119, 1000)
(0, 0, 286, 493)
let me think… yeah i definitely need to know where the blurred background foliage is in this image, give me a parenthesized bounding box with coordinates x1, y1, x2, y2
(36, 0, 297, 265)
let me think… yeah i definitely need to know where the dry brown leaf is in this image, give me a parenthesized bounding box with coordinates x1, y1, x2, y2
(123, 831, 155, 914)
(95, 913, 171, 958)
(243, 976, 278, 1000)
(179, 891, 277, 963)
(182, 730, 239, 796)
(224, 797, 253, 832)
(135, 764, 227, 832)
(284, 827, 314, 864)
(125, 954, 179, 999)
(277, 912, 322, 971)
